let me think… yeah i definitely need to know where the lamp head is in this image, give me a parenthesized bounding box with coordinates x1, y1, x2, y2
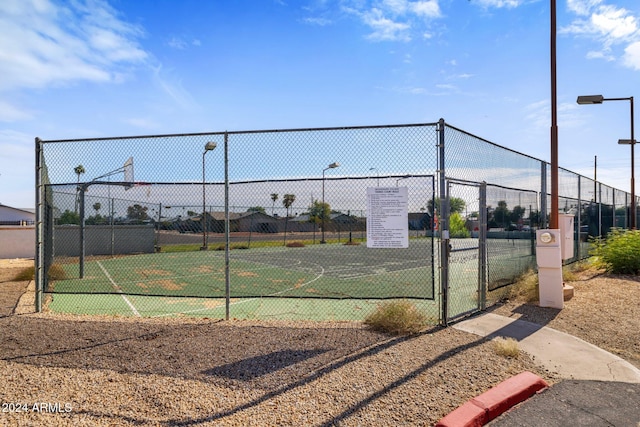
(204, 141, 217, 151)
(328, 162, 340, 169)
(576, 95, 604, 105)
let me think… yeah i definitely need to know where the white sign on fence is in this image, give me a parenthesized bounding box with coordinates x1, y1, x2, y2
(366, 186, 408, 248)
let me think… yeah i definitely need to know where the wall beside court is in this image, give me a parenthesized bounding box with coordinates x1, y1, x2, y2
(54, 225, 155, 257)
(0, 227, 35, 259)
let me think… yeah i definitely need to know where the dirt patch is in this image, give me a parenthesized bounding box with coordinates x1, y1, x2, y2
(145, 279, 186, 291)
(137, 269, 173, 277)
(237, 271, 258, 277)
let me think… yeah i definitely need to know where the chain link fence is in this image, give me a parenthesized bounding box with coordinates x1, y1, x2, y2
(35, 120, 639, 325)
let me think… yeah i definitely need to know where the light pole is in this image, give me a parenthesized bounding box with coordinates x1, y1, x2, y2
(321, 162, 340, 244)
(577, 95, 635, 229)
(550, 0, 558, 230)
(202, 141, 217, 250)
(369, 167, 379, 186)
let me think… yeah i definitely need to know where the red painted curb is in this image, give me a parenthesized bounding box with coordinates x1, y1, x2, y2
(435, 371, 548, 427)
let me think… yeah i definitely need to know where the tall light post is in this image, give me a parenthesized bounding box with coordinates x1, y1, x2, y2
(550, 0, 558, 230)
(321, 162, 340, 244)
(577, 95, 635, 229)
(369, 167, 379, 186)
(202, 141, 217, 250)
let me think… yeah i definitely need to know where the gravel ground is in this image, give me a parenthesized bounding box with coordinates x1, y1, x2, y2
(0, 259, 637, 426)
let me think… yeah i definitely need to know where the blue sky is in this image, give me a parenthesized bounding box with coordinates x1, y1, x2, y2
(1, 0, 640, 208)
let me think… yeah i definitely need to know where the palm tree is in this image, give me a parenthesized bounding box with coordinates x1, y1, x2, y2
(270, 193, 278, 215)
(282, 194, 295, 217)
(74, 164, 86, 182)
(74, 165, 85, 213)
(93, 202, 101, 215)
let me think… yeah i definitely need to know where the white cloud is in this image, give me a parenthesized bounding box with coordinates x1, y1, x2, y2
(591, 6, 638, 41)
(363, 8, 411, 41)
(410, 1, 440, 18)
(0, 101, 33, 122)
(0, 130, 35, 206)
(151, 65, 196, 110)
(586, 49, 615, 61)
(302, 17, 333, 26)
(623, 41, 640, 70)
(473, 0, 524, 9)
(567, 0, 602, 16)
(563, 0, 640, 70)
(0, 0, 148, 92)
(343, 0, 442, 42)
(167, 36, 202, 50)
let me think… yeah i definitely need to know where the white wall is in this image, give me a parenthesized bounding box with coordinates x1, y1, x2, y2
(0, 227, 35, 259)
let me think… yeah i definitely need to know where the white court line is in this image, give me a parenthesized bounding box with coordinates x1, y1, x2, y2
(97, 261, 141, 317)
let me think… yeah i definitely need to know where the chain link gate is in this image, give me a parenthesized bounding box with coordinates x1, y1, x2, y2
(442, 179, 487, 323)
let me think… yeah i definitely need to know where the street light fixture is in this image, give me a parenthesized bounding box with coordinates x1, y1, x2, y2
(202, 141, 217, 250)
(577, 94, 635, 229)
(321, 162, 340, 244)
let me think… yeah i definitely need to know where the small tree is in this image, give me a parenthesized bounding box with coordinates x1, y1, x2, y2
(449, 212, 470, 238)
(247, 206, 266, 214)
(491, 200, 510, 229)
(127, 204, 149, 221)
(307, 199, 330, 226)
(58, 209, 80, 225)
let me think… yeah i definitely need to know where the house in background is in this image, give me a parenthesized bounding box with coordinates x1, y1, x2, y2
(0, 204, 35, 225)
(0, 204, 36, 259)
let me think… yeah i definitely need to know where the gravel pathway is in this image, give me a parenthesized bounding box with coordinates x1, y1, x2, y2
(1, 260, 637, 426)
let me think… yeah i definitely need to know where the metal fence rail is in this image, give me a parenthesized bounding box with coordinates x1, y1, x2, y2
(35, 120, 639, 325)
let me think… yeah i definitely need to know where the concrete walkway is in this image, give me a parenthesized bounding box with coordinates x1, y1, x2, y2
(453, 312, 640, 383)
(440, 313, 640, 426)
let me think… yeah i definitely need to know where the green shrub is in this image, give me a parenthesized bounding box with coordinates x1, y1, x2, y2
(449, 212, 470, 238)
(364, 300, 428, 335)
(590, 228, 640, 274)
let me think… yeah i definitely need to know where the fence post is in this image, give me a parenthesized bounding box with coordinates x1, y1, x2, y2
(35, 137, 44, 312)
(598, 183, 602, 237)
(437, 118, 449, 326)
(224, 131, 230, 321)
(479, 182, 487, 310)
(540, 162, 547, 228)
(577, 176, 582, 260)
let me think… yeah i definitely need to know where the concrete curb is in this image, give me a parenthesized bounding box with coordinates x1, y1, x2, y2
(435, 371, 548, 427)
